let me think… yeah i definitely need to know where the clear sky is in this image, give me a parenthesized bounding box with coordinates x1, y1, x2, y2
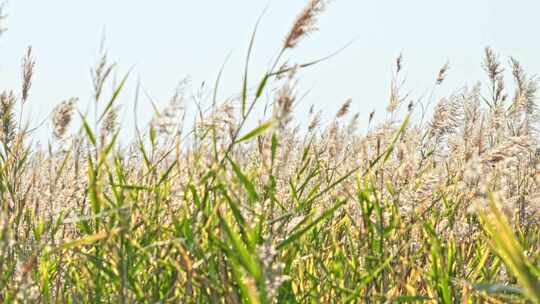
(1, 1, 540, 138)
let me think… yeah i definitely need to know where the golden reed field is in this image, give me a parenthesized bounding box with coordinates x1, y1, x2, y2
(0, 1, 539, 303)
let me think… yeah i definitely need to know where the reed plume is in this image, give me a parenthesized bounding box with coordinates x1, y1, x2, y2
(52, 98, 76, 139)
(21, 46, 35, 104)
(284, 0, 326, 49)
(0, 90, 16, 145)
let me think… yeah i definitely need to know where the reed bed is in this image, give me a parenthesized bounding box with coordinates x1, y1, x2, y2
(0, 1, 539, 303)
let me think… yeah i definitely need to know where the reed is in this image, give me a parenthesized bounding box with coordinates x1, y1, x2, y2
(0, 1, 538, 303)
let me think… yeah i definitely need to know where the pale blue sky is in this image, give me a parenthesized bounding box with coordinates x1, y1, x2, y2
(1, 1, 540, 137)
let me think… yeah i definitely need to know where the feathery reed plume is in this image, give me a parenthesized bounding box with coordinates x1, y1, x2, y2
(524, 79, 538, 114)
(510, 57, 538, 115)
(511, 57, 526, 91)
(387, 91, 401, 113)
(284, 0, 326, 49)
(387, 54, 408, 113)
(275, 85, 294, 122)
(308, 108, 322, 132)
(151, 82, 187, 136)
(436, 61, 450, 85)
(347, 112, 360, 134)
(21, 46, 35, 104)
(483, 47, 507, 105)
(100, 105, 119, 139)
(274, 78, 296, 128)
(429, 97, 461, 139)
(511, 57, 527, 112)
(91, 46, 115, 103)
(52, 98, 77, 139)
(495, 75, 507, 104)
(483, 47, 503, 82)
(396, 53, 403, 73)
(368, 110, 375, 124)
(336, 98, 351, 118)
(387, 85, 408, 114)
(0, 91, 16, 145)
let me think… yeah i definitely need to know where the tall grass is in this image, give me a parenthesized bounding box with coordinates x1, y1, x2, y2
(0, 1, 539, 302)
